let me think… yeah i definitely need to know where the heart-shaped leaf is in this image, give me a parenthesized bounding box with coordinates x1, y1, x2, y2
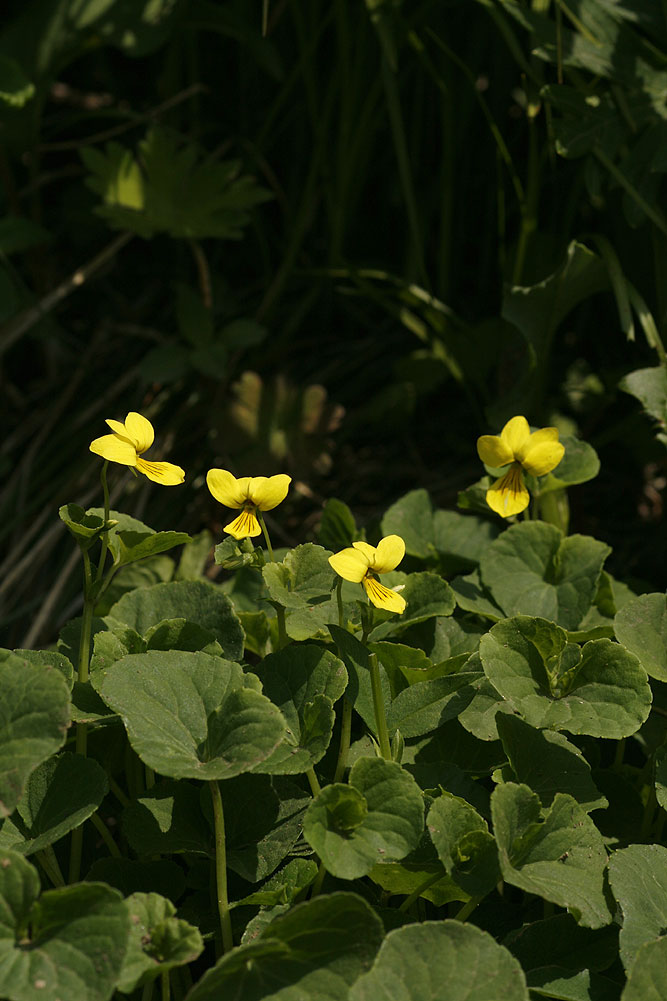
(349, 921, 530, 1001)
(608, 844, 667, 972)
(492, 783, 610, 928)
(614, 592, 667, 682)
(0, 653, 71, 817)
(116, 891, 203, 993)
(480, 617, 651, 738)
(479, 522, 610, 630)
(303, 757, 424, 879)
(0, 850, 129, 1001)
(97, 650, 286, 780)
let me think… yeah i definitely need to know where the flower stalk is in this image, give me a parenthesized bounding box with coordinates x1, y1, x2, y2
(369, 652, 391, 760)
(209, 779, 233, 954)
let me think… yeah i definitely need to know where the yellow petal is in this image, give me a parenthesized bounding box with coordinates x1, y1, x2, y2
(206, 469, 251, 509)
(89, 434, 137, 466)
(135, 457, 185, 485)
(485, 463, 530, 518)
(224, 509, 261, 539)
(248, 474, 292, 511)
(499, 416, 531, 456)
(123, 412, 155, 455)
(517, 429, 565, 476)
(373, 535, 405, 574)
(477, 434, 513, 468)
(329, 548, 369, 583)
(352, 541, 377, 562)
(105, 419, 133, 443)
(363, 576, 406, 614)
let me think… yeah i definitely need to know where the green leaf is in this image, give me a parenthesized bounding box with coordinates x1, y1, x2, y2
(5, 753, 108, 855)
(224, 776, 310, 883)
(122, 779, 212, 857)
(503, 913, 619, 979)
(0, 851, 129, 1001)
(479, 522, 610, 630)
(369, 572, 456, 640)
(116, 891, 203, 993)
(107, 580, 244, 661)
(380, 489, 500, 571)
(303, 757, 424, 879)
(496, 715, 607, 811)
(385, 670, 481, 739)
(83, 127, 271, 240)
(328, 626, 392, 733)
(262, 543, 335, 609)
(608, 844, 667, 972)
(0, 653, 71, 817)
(97, 650, 286, 780)
(185, 892, 384, 1001)
(480, 617, 651, 738)
(427, 793, 501, 897)
(538, 435, 600, 494)
(233, 859, 319, 909)
(10, 649, 73, 689)
(252, 645, 347, 774)
(492, 783, 611, 928)
(318, 498, 357, 551)
(349, 921, 530, 1001)
(614, 592, 667, 682)
(450, 570, 504, 621)
(656, 743, 667, 812)
(619, 366, 667, 441)
(58, 503, 110, 551)
(621, 937, 667, 1000)
(0, 55, 34, 107)
(144, 618, 222, 655)
(114, 530, 191, 567)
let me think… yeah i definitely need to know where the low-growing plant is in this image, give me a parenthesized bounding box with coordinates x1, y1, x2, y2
(2, 407, 667, 1001)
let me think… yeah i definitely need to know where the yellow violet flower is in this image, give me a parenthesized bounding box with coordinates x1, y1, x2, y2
(89, 412, 185, 485)
(329, 535, 406, 614)
(477, 415, 564, 518)
(206, 469, 291, 539)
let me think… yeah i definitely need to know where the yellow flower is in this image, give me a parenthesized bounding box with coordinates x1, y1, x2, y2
(206, 469, 291, 539)
(89, 412, 185, 485)
(477, 415, 564, 517)
(329, 535, 406, 614)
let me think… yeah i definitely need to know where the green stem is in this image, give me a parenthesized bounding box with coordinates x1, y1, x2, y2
(36, 847, 65, 887)
(453, 896, 482, 922)
(257, 510, 275, 562)
(333, 698, 352, 783)
(306, 767, 321, 797)
(336, 577, 344, 628)
(614, 738, 625, 769)
(95, 461, 110, 584)
(369, 652, 391, 759)
(398, 870, 447, 912)
(89, 812, 121, 858)
(209, 780, 233, 954)
(141, 982, 154, 1001)
(109, 776, 130, 808)
(275, 605, 288, 650)
(161, 970, 170, 1001)
(145, 765, 156, 789)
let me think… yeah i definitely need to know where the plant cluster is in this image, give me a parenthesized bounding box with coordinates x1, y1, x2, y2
(2, 409, 667, 1001)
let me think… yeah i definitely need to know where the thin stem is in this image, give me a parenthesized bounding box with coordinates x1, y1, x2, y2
(368, 652, 391, 759)
(161, 970, 170, 1001)
(453, 896, 482, 922)
(209, 780, 233, 954)
(141, 982, 155, 1001)
(257, 510, 275, 562)
(336, 577, 344, 628)
(36, 847, 65, 887)
(614, 738, 625, 769)
(78, 552, 94, 685)
(145, 765, 156, 789)
(89, 812, 121, 858)
(306, 767, 321, 797)
(109, 776, 130, 808)
(95, 461, 110, 584)
(398, 870, 447, 912)
(333, 698, 352, 783)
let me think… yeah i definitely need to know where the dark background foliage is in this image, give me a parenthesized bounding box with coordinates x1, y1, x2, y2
(2, 0, 666, 646)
